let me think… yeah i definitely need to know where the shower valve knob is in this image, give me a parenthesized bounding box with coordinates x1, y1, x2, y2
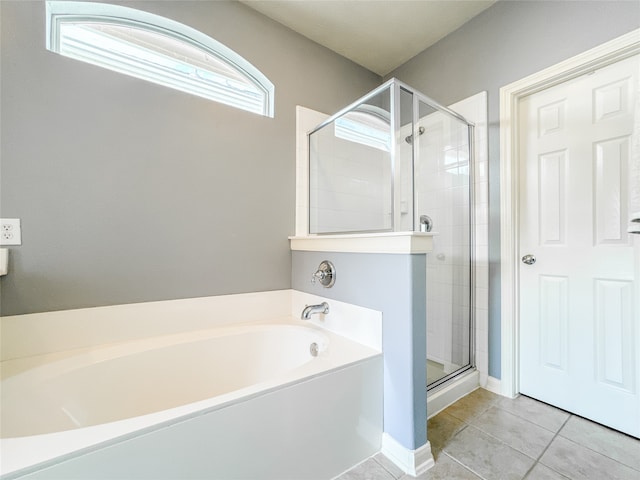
(311, 260, 335, 288)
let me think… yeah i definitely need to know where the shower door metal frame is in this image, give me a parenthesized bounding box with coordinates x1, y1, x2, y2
(404, 85, 477, 391)
(307, 79, 397, 236)
(307, 78, 473, 236)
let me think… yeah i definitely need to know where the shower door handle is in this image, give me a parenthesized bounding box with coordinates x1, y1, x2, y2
(521, 254, 536, 265)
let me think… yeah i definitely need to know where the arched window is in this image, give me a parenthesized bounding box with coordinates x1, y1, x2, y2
(46, 1, 275, 117)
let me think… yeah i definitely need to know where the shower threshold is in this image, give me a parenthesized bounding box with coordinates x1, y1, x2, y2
(427, 368, 479, 418)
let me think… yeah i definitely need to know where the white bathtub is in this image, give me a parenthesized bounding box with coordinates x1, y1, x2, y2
(1, 310, 383, 479)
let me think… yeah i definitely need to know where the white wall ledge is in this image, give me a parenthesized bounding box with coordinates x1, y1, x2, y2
(289, 232, 435, 254)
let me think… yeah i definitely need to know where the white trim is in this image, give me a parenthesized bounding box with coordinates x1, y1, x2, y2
(484, 376, 503, 396)
(499, 29, 640, 398)
(380, 433, 434, 477)
(295, 106, 329, 236)
(289, 232, 435, 254)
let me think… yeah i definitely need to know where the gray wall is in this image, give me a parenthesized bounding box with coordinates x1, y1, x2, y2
(388, 0, 640, 379)
(0, 0, 380, 315)
(292, 251, 427, 450)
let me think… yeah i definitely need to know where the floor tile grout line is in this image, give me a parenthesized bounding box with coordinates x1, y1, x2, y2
(505, 395, 640, 473)
(521, 413, 573, 480)
(490, 400, 569, 434)
(522, 463, 572, 480)
(339, 390, 640, 480)
(551, 427, 640, 475)
(450, 406, 640, 480)
(451, 422, 539, 464)
(333, 456, 382, 480)
(372, 456, 402, 479)
(471, 403, 563, 439)
(440, 451, 487, 480)
(443, 393, 573, 478)
(555, 424, 640, 473)
(443, 423, 540, 480)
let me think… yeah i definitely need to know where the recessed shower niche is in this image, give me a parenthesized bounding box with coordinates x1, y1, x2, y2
(308, 78, 476, 390)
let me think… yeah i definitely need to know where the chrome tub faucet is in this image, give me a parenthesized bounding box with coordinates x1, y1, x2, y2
(301, 302, 329, 320)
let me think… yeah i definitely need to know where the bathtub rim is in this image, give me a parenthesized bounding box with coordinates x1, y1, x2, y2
(0, 319, 381, 478)
(1, 319, 329, 381)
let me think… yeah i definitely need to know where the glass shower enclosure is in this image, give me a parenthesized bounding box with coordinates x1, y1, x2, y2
(308, 78, 475, 389)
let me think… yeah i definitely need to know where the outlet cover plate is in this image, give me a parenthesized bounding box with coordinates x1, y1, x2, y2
(1, 218, 22, 245)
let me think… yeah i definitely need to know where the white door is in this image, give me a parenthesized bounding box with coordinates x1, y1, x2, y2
(518, 54, 640, 438)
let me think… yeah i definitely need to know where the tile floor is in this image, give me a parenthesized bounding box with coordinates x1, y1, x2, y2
(335, 388, 640, 480)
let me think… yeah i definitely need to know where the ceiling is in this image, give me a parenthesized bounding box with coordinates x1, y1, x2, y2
(239, 0, 496, 76)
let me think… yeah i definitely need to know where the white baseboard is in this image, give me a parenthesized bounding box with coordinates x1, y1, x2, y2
(380, 433, 434, 477)
(484, 376, 503, 395)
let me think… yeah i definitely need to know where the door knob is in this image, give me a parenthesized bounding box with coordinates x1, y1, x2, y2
(522, 254, 536, 265)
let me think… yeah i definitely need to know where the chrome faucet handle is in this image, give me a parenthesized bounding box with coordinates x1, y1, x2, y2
(311, 270, 326, 283)
(310, 260, 335, 288)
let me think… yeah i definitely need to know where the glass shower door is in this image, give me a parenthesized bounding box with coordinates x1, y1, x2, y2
(415, 99, 473, 388)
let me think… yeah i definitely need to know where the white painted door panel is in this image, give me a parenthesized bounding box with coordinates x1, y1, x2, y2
(519, 54, 640, 438)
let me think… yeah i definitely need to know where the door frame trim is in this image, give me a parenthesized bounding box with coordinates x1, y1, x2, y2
(499, 29, 640, 398)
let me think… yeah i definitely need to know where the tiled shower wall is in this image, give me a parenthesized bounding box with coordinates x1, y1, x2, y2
(309, 126, 391, 234)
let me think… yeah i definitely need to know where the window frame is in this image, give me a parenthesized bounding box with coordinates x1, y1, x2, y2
(46, 1, 275, 117)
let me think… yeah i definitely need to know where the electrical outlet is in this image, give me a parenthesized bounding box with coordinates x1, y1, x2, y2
(1, 218, 21, 245)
